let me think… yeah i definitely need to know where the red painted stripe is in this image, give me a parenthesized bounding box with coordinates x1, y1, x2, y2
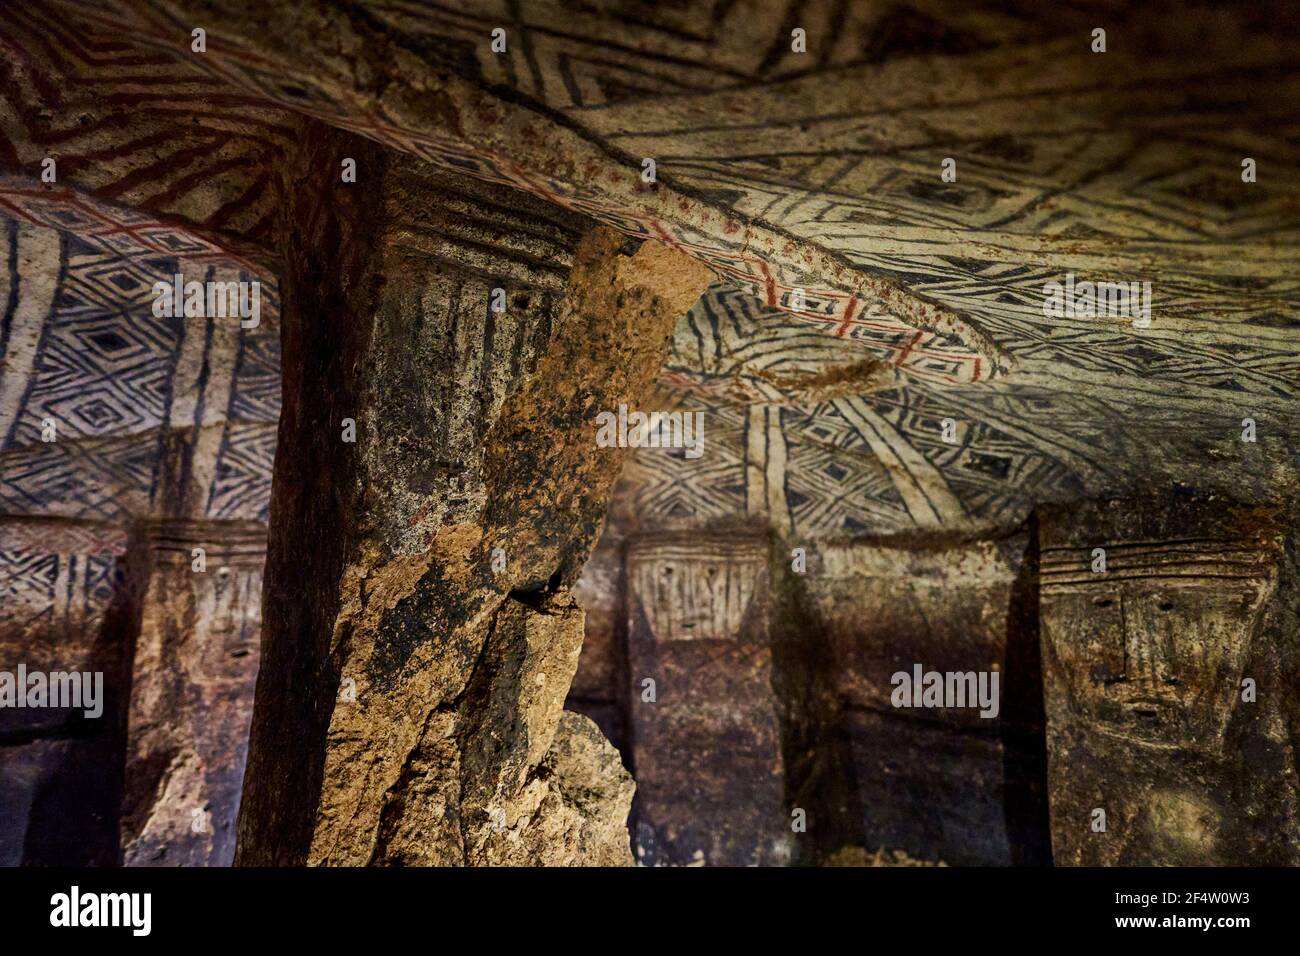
(833, 294, 859, 336)
(94, 141, 220, 200)
(895, 331, 923, 365)
(758, 261, 776, 306)
(208, 171, 270, 231)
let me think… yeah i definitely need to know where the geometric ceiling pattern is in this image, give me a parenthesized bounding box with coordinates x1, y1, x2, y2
(0, 210, 279, 524)
(0, 0, 291, 267)
(52, 0, 1011, 382)
(3, 0, 1298, 547)
(0, 4, 289, 525)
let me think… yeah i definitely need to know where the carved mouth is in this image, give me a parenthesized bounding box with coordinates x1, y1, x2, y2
(1122, 697, 1174, 720)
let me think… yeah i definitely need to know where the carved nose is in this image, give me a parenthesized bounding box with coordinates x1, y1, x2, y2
(1118, 595, 1182, 687)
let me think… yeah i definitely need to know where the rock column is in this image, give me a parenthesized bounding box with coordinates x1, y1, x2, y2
(235, 123, 713, 865)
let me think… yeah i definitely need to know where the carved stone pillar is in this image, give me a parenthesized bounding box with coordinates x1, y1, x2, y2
(1039, 495, 1300, 865)
(625, 531, 790, 865)
(0, 519, 131, 865)
(803, 535, 1050, 866)
(118, 519, 264, 866)
(234, 123, 712, 865)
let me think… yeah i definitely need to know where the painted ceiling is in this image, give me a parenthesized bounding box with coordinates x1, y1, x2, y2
(1, 0, 1298, 544)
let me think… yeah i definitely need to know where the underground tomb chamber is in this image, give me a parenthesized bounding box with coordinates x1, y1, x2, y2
(1, 0, 1298, 870)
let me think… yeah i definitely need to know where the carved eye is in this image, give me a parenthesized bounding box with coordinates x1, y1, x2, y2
(1157, 600, 1175, 612)
(1093, 597, 1115, 608)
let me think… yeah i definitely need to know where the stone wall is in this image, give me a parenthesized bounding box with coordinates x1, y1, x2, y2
(3, 0, 1297, 869)
(801, 533, 1050, 866)
(0, 517, 263, 867)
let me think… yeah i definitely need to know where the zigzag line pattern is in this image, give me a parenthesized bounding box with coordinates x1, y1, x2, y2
(0, 5, 295, 262)
(0, 548, 120, 632)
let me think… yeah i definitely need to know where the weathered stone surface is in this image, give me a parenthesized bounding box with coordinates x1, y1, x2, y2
(3, 0, 1296, 873)
(456, 592, 587, 860)
(626, 532, 791, 866)
(780, 531, 1050, 865)
(0, 11, 293, 267)
(95, 0, 1008, 371)
(561, 534, 633, 807)
(234, 122, 710, 865)
(1038, 493, 1300, 865)
(562, 700, 626, 769)
(362, 591, 634, 866)
(119, 520, 264, 867)
(466, 710, 635, 867)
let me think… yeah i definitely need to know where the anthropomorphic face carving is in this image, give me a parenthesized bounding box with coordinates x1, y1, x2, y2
(628, 536, 767, 643)
(1041, 540, 1275, 751)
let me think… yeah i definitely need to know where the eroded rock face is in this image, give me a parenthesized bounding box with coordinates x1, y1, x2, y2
(367, 592, 634, 867)
(1039, 494, 1300, 865)
(234, 122, 712, 865)
(465, 706, 636, 868)
(536, 711, 637, 864)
